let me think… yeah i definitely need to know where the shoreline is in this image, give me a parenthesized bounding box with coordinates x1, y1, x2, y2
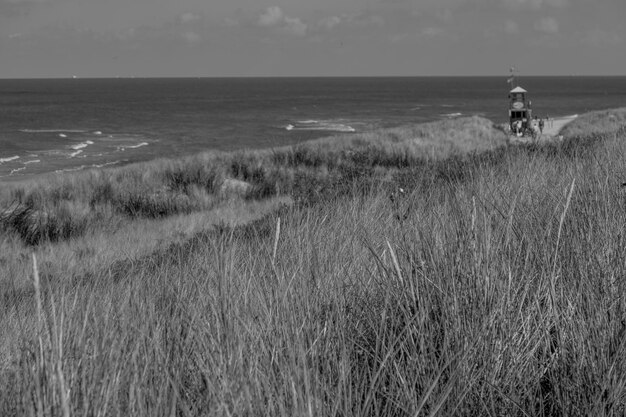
(0, 113, 580, 185)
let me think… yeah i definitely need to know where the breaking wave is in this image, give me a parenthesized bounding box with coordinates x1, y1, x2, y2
(285, 120, 356, 132)
(0, 156, 20, 164)
(55, 160, 125, 174)
(20, 129, 87, 133)
(10, 167, 26, 175)
(70, 141, 95, 150)
(116, 142, 149, 151)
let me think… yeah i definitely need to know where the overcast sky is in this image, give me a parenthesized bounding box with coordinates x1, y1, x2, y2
(1, 0, 625, 77)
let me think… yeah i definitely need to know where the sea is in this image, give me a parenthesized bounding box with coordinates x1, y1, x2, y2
(1, 76, 626, 181)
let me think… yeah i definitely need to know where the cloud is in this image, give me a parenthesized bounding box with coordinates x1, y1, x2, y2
(535, 17, 559, 34)
(502, 0, 568, 10)
(181, 31, 201, 44)
(422, 27, 445, 37)
(504, 19, 519, 35)
(582, 29, 624, 47)
(257, 6, 307, 37)
(318, 15, 341, 31)
(283, 16, 307, 36)
(179, 12, 202, 24)
(0, 0, 48, 17)
(315, 10, 382, 29)
(222, 17, 239, 28)
(258, 6, 283, 27)
(346, 11, 385, 28)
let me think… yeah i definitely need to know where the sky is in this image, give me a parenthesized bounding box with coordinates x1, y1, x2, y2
(1, 0, 625, 77)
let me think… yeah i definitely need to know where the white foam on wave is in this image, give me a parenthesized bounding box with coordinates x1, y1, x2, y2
(93, 160, 124, 168)
(117, 142, 149, 151)
(285, 120, 356, 133)
(24, 159, 41, 165)
(20, 129, 87, 133)
(10, 167, 26, 175)
(93, 131, 103, 135)
(70, 140, 95, 150)
(59, 133, 67, 138)
(54, 160, 125, 174)
(441, 113, 463, 118)
(69, 150, 83, 158)
(56, 166, 86, 173)
(0, 156, 20, 164)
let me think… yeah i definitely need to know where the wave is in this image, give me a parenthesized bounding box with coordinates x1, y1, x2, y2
(9, 167, 26, 175)
(93, 160, 125, 168)
(20, 129, 87, 133)
(56, 166, 88, 173)
(10, 167, 26, 175)
(285, 120, 356, 133)
(0, 156, 20, 164)
(54, 160, 125, 174)
(441, 113, 463, 118)
(23, 159, 41, 165)
(117, 142, 149, 151)
(70, 140, 95, 150)
(127, 142, 149, 149)
(69, 150, 83, 158)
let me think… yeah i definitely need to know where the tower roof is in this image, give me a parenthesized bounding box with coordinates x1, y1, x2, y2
(509, 86, 527, 93)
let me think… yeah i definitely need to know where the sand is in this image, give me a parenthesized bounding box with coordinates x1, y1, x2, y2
(541, 114, 578, 137)
(509, 114, 578, 144)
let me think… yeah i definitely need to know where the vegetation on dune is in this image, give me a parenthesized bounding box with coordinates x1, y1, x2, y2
(560, 107, 626, 139)
(0, 116, 507, 245)
(1, 109, 626, 415)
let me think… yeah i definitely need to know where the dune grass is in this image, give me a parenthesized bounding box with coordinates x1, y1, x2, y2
(1, 109, 626, 415)
(560, 108, 626, 139)
(0, 116, 506, 246)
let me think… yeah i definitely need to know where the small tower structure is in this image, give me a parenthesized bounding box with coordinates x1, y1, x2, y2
(508, 86, 532, 133)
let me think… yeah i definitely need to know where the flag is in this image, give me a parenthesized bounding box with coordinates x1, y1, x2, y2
(507, 76, 514, 84)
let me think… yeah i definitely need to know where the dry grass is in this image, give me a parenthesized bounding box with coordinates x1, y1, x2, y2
(560, 107, 626, 139)
(0, 116, 506, 246)
(1, 110, 626, 415)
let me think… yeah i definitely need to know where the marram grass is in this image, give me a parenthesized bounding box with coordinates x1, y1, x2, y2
(1, 109, 626, 416)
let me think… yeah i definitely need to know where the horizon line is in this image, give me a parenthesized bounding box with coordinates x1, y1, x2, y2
(1, 74, 626, 80)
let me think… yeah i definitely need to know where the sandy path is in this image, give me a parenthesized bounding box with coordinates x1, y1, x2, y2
(542, 114, 578, 137)
(509, 114, 578, 143)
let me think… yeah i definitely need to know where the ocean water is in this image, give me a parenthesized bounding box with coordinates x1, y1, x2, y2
(1, 76, 626, 180)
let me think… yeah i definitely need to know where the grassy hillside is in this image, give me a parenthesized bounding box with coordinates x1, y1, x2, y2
(1, 109, 626, 415)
